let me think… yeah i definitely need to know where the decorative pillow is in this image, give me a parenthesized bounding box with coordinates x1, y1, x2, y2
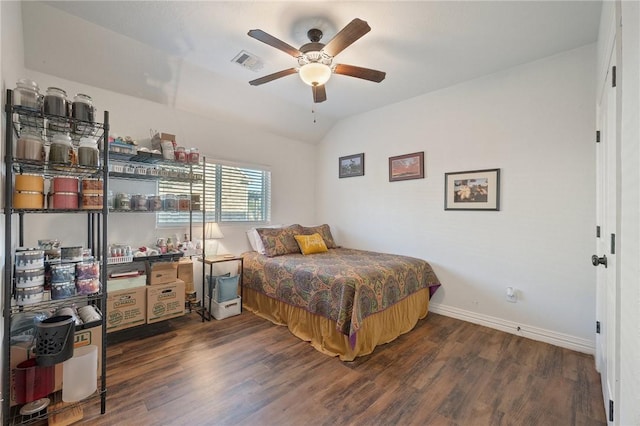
(206, 272, 231, 298)
(215, 275, 240, 303)
(246, 224, 282, 254)
(294, 233, 328, 255)
(256, 224, 302, 257)
(301, 224, 338, 249)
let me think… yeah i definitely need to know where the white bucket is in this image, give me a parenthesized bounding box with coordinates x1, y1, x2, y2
(62, 345, 97, 402)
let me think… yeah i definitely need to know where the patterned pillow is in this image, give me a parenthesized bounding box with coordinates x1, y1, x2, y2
(256, 224, 302, 257)
(301, 224, 337, 249)
(294, 233, 328, 255)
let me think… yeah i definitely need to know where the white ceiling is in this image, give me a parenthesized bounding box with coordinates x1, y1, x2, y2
(21, 1, 601, 144)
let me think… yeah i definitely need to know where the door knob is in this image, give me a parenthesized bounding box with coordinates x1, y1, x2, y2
(592, 254, 608, 268)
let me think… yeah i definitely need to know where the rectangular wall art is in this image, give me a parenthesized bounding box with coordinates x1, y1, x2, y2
(389, 152, 424, 182)
(339, 153, 365, 178)
(444, 168, 500, 210)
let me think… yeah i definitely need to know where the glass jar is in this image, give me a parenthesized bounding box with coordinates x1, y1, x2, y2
(177, 194, 191, 211)
(131, 194, 148, 211)
(115, 193, 131, 211)
(16, 130, 45, 162)
(188, 148, 199, 164)
(174, 146, 187, 163)
(43, 87, 69, 117)
(78, 137, 99, 167)
(147, 195, 162, 211)
(48, 134, 73, 165)
(162, 194, 177, 211)
(71, 94, 94, 122)
(14, 79, 42, 111)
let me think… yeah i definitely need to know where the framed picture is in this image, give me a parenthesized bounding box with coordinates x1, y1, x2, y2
(444, 168, 500, 211)
(389, 152, 424, 182)
(339, 153, 365, 178)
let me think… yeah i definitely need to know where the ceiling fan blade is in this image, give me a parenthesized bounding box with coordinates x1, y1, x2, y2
(312, 84, 327, 103)
(334, 64, 386, 83)
(323, 18, 371, 57)
(249, 68, 297, 86)
(248, 29, 302, 57)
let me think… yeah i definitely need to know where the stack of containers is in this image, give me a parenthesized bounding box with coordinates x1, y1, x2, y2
(80, 178, 103, 210)
(47, 246, 100, 299)
(13, 174, 45, 210)
(49, 177, 79, 210)
(14, 248, 45, 305)
(40, 239, 61, 292)
(75, 262, 100, 295)
(49, 263, 76, 300)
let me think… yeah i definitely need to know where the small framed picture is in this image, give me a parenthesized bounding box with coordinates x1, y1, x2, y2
(444, 168, 500, 211)
(339, 153, 365, 178)
(389, 152, 424, 182)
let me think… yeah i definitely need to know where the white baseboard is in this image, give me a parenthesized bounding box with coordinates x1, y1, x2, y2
(429, 303, 595, 355)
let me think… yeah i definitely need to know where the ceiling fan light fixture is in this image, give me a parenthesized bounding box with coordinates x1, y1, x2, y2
(299, 62, 331, 86)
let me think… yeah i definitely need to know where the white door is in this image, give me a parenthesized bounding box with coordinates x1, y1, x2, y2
(594, 47, 620, 425)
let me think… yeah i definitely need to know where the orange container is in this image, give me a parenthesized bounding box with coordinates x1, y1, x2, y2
(15, 174, 44, 192)
(13, 191, 44, 209)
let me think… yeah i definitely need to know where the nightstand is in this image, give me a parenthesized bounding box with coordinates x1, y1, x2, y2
(198, 255, 243, 321)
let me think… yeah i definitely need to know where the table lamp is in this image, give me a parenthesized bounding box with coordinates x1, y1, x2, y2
(205, 222, 224, 255)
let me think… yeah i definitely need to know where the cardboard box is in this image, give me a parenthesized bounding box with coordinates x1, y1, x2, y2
(146, 261, 178, 285)
(206, 296, 242, 320)
(107, 274, 147, 292)
(177, 259, 194, 289)
(147, 280, 185, 324)
(107, 286, 147, 333)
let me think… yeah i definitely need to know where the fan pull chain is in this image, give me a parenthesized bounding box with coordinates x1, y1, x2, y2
(312, 105, 316, 123)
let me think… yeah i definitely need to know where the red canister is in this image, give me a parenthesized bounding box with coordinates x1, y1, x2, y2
(52, 177, 79, 193)
(48, 192, 79, 210)
(14, 358, 55, 404)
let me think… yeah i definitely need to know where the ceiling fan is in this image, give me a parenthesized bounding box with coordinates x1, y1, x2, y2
(247, 18, 386, 103)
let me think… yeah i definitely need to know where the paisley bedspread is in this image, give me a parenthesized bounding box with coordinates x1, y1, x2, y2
(242, 248, 441, 339)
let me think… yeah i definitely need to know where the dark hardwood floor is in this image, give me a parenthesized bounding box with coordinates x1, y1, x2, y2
(80, 311, 606, 425)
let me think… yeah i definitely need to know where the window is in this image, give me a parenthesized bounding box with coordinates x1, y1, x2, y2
(157, 160, 271, 227)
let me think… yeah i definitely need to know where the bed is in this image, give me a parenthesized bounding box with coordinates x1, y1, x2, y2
(242, 224, 441, 361)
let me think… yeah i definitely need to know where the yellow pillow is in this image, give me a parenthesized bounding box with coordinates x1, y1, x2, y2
(294, 233, 328, 255)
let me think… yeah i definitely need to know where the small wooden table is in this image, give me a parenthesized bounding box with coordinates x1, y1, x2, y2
(198, 254, 243, 321)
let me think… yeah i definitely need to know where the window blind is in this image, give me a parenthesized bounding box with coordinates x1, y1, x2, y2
(157, 161, 270, 227)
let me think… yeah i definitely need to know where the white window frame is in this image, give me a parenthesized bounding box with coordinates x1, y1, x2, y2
(156, 159, 271, 228)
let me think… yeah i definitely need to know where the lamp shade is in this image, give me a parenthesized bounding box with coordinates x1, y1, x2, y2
(205, 222, 224, 240)
(299, 63, 331, 86)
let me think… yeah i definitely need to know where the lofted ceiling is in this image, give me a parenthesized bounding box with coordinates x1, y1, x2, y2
(21, 1, 601, 144)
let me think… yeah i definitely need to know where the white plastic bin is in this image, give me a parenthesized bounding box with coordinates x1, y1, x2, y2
(62, 344, 97, 402)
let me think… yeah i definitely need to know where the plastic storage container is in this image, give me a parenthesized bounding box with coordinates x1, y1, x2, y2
(35, 315, 75, 366)
(13, 191, 44, 209)
(14, 358, 55, 404)
(62, 345, 98, 402)
(48, 192, 79, 210)
(15, 248, 45, 270)
(15, 174, 44, 193)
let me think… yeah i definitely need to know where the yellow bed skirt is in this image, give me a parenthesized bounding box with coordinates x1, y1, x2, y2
(243, 287, 431, 361)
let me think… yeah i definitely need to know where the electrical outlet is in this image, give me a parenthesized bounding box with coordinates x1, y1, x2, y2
(506, 287, 517, 303)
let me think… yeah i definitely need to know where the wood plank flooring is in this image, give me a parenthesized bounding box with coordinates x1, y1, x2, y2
(80, 311, 606, 425)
